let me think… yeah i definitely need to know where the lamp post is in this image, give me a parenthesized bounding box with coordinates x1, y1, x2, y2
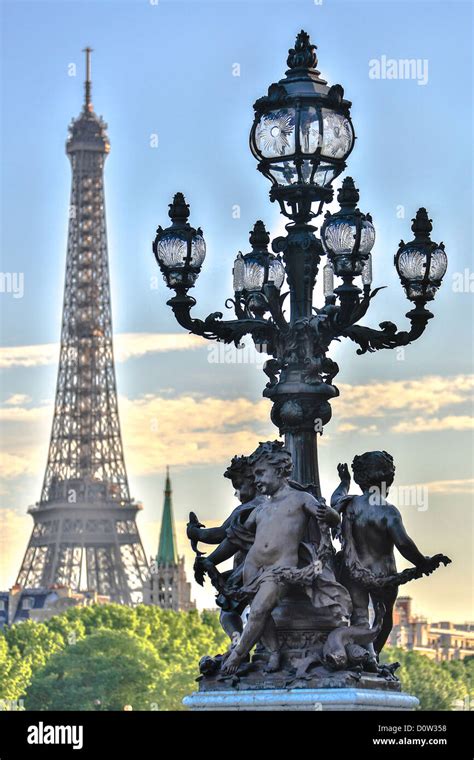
(153, 30, 447, 496)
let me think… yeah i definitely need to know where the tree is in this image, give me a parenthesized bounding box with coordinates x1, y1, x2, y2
(19, 605, 228, 710)
(381, 646, 466, 710)
(4, 604, 472, 711)
(2, 606, 471, 710)
(4, 619, 64, 670)
(25, 630, 166, 711)
(0, 634, 32, 703)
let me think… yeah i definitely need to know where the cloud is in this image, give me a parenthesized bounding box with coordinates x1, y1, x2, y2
(334, 377, 473, 436)
(0, 343, 57, 369)
(1, 335, 471, 429)
(4, 394, 32, 406)
(338, 422, 379, 434)
(120, 394, 274, 475)
(0, 389, 275, 480)
(0, 405, 48, 423)
(337, 423, 358, 433)
(0, 451, 44, 480)
(392, 415, 474, 434)
(114, 333, 206, 362)
(0, 372, 473, 481)
(0, 398, 50, 479)
(337, 375, 474, 418)
(414, 478, 474, 495)
(0, 333, 207, 369)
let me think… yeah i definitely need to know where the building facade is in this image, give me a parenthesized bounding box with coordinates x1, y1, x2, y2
(388, 596, 474, 661)
(0, 585, 109, 628)
(142, 468, 195, 612)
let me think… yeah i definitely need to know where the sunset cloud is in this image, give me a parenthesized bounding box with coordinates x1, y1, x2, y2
(4, 394, 32, 406)
(1, 372, 472, 479)
(120, 393, 274, 475)
(337, 375, 474, 418)
(0, 333, 207, 369)
(0, 451, 44, 480)
(392, 415, 474, 434)
(414, 478, 474, 494)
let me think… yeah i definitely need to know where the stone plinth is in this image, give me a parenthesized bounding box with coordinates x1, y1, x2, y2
(183, 688, 419, 711)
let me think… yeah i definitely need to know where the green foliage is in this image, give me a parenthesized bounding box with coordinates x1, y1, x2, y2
(0, 604, 227, 711)
(3, 606, 470, 711)
(4, 619, 64, 668)
(381, 646, 468, 710)
(0, 633, 32, 702)
(25, 630, 165, 711)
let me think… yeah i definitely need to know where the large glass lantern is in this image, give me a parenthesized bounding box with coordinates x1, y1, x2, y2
(233, 221, 285, 316)
(250, 30, 355, 221)
(321, 177, 375, 278)
(395, 208, 447, 302)
(153, 193, 206, 291)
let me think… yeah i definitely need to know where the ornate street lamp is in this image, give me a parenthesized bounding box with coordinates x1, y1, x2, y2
(321, 177, 375, 279)
(152, 30, 447, 492)
(395, 207, 447, 304)
(250, 30, 355, 222)
(321, 176, 376, 316)
(152, 192, 206, 291)
(232, 221, 285, 318)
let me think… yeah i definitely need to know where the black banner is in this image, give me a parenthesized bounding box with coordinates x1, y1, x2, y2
(0, 710, 472, 758)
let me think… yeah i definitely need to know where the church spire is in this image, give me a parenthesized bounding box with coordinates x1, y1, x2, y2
(157, 466, 178, 565)
(83, 46, 93, 111)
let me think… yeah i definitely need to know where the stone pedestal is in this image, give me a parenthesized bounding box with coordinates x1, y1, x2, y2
(189, 589, 416, 711)
(183, 687, 419, 711)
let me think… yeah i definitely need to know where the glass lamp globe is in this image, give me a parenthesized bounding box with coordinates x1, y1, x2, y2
(153, 193, 206, 291)
(232, 221, 285, 316)
(395, 208, 447, 302)
(250, 30, 354, 220)
(321, 177, 375, 277)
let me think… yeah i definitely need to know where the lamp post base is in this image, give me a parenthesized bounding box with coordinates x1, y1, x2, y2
(183, 687, 419, 711)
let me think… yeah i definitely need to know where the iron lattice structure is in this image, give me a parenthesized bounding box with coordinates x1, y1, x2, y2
(16, 50, 149, 604)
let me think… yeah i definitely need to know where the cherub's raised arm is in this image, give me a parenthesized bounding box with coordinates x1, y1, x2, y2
(331, 463, 351, 509)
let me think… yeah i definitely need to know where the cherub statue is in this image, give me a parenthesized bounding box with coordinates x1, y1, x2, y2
(331, 452, 450, 655)
(186, 454, 265, 641)
(222, 441, 352, 675)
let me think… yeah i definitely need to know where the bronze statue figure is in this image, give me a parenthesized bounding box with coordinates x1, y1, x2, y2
(187, 443, 450, 690)
(331, 453, 450, 654)
(186, 455, 265, 641)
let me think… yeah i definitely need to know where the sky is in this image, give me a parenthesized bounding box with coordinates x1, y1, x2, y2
(0, 0, 473, 621)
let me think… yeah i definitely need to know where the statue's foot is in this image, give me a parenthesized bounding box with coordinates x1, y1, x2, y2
(263, 650, 281, 673)
(221, 649, 242, 675)
(365, 656, 379, 673)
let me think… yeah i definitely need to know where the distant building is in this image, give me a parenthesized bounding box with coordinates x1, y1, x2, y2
(388, 596, 474, 661)
(142, 468, 195, 612)
(0, 584, 109, 628)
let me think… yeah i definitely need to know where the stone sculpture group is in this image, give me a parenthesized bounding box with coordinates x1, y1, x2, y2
(187, 441, 450, 691)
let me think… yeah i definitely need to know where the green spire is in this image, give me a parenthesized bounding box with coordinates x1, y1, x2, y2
(156, 466, 178, 565)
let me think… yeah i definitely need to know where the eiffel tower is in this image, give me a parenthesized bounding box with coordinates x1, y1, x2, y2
(16, 49, 149, 604)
